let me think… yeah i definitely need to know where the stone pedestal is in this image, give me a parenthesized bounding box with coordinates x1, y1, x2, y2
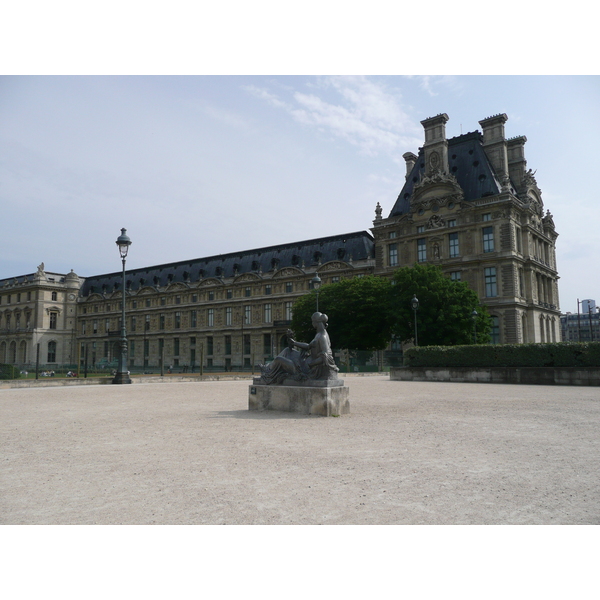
(249, 378, 350, 416)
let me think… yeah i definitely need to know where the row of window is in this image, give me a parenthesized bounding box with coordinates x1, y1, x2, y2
(449, 267, 498, 298)
(0, 290, 58, 305)
(80, 302, 295, 334)
(81, 281, 314, 314)
(79, 331, 278, 363)
(0, 340, 59, 363)
(1, 311, 58, 330)
(388, 226, 495, 267)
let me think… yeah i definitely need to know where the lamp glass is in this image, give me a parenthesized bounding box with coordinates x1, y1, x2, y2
(116, 228, 132, 258)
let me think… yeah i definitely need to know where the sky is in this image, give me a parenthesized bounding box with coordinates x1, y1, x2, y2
(1, 4, 598, 593)
(2, 74, 598, 314)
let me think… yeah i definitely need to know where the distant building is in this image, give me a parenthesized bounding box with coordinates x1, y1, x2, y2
(561, 302, 599, 343)
(581, 299, 596, 315)
(0, 264, 81, 366)
(1, 111, 562, 370)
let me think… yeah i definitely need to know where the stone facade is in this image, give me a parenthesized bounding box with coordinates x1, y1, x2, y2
(372, 113, 560, 344)
(76, 232, 375, 372)
(0, 112, 561, 369)
(0, 265, 81, 367)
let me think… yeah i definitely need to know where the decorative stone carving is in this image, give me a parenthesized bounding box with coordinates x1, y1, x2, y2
(523, 168, 538, 187)
(426, 215, 445, 229)
(465, 230, 475, 254)
(319, 261, 349, 272)
(199, 278, 221, 287)
(273, 267, 304, 278)
(235, 273, 261, 282)
(429, 150, 440, 171)
(374, 202, 383, 221)
(542, 210, 555, 230)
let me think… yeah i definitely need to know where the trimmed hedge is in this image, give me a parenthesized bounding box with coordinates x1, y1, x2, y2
(403, 342, 600, 368)
(0, 364, 21, 380)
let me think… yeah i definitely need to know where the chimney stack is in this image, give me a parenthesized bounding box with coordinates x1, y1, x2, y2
(420, 113, 449, 176)
(402, 152, 418, 179)
(479, 113, 509, 182)
(507, 135, 528, 186)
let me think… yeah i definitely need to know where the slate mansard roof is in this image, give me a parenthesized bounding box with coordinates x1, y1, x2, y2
(80, 231, 375, 297)
(388, 131, 520, 217)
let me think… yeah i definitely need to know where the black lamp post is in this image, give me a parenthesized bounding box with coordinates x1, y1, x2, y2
(471, 309, 478, 344)
(312, 274, 322, 312)
(411, 294, 419, 346)
(113, 228, 132, 384)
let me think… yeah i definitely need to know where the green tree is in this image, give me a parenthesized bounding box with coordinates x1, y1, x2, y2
(291, 276, 394, 351)
(390, 264, 491, 346)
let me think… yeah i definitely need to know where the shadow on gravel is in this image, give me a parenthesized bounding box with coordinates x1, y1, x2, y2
(210, 410, 320, 420)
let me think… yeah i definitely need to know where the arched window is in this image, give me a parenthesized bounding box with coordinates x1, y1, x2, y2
(19, 341, 27, 363)
(540, 315, 546, 343)
(47, 340, 57, 363)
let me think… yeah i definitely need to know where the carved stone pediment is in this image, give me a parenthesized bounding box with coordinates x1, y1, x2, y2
(318, 261, 351, 272)
(137, 286, 156, 295)
(165, 282, 189, 292)
(273, 267, 304, 278)
(234, 273, 262, 283)
(198, 278, 222, 287)
(412, 171, 463, 206)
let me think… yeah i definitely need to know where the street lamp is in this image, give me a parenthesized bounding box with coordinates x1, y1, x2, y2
(113, 228, 132, 384)
(411, 294, 419, 346)
(312, 274, 322, 312)
(471, 309, 478, 344)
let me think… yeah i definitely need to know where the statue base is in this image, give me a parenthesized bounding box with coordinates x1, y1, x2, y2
(249, 378, 350, 417)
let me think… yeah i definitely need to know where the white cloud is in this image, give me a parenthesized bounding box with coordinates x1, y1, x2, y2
(243, 85, 289, 109)
(245, 76, 422, 157)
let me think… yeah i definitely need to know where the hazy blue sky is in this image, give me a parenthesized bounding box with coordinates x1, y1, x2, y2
(1, 75, 598, 313)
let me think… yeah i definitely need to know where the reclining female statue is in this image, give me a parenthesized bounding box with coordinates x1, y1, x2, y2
(259, 312, 339, 384)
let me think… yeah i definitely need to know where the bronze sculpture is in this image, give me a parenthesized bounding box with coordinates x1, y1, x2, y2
(259, 313, 339, 384)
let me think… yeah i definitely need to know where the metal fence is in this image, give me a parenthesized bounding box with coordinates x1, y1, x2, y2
(10, 348, 404, 379)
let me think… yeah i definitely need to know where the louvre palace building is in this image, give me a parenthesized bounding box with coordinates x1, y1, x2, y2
(0, 112, 561, 370)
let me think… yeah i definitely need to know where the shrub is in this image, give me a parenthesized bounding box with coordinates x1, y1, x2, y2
(403, 342, 600, 368)
(0, 364, 21, 380)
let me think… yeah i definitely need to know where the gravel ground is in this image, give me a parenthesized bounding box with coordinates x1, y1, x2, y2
(1, 376, 599, 525)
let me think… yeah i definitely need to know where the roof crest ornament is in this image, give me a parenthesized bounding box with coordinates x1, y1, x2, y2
(374, 202, 383, 221)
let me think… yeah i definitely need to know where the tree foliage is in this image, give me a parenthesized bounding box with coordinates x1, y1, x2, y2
(291, 276, 394, 351)
(291, 265, 492, 351)
(390, 264, 491, 346)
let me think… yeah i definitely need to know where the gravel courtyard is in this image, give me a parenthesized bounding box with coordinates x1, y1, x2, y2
(2, 376, 599, 525)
